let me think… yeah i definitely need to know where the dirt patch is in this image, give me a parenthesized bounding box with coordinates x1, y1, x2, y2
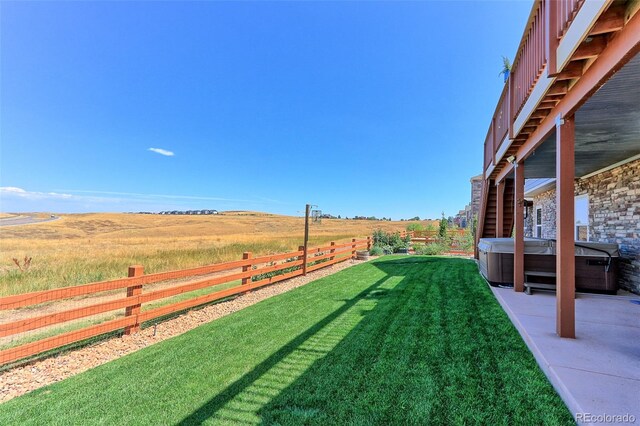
(0, 258, 370, 402)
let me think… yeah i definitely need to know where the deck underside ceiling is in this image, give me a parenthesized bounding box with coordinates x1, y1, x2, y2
(524, 52, 640, 179)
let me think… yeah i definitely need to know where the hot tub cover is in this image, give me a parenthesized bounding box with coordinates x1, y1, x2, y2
(477, 238, 619, 257)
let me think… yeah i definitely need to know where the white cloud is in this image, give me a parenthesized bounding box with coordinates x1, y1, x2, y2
(0, 186, 289, 214)
(57, 189, 253, 203)
(148, 147, 174, 157)
(1, 187, 27, 194)
(0, 187, 73, 200)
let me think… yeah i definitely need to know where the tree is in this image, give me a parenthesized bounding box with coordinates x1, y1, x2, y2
(406, 223, 424, 232)
(472, 215, 478, 238)
(439, 213, 448, 240)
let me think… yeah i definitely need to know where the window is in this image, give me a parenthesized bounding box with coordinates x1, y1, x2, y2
(535, 207, 542, 238)
(575, 194, 589, 241)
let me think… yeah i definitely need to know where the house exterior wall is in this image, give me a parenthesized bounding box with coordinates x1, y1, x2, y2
(524, 204, 534, 237)
(466, 175, 483, 227)
(530, 190, 558, 240)
(525, 159, 640, 294)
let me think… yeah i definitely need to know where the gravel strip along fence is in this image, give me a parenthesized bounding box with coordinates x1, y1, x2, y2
(0, 258, 371, 402)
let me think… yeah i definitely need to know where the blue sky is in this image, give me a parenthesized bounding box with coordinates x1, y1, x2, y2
(0, 1, 531, 219)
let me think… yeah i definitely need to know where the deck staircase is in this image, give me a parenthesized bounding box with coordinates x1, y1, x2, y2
(501, 178, 515, 237)
(477, 178, 515, 246)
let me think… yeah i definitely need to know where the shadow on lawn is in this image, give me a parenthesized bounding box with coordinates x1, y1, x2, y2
(176, 259, 401, 425)
(177, 256, 573, 425)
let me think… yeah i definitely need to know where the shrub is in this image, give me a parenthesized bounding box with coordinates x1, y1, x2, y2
(414, 243, 447, 255)
(406, 223, 424, 232)
(373, 229, 411, 253)
(439, 214, 448, 240)
(369, 246, 384, 256)
(393, 241, 410, 252)
(381, 245, 394, 255)
(454, 230, 475, 253)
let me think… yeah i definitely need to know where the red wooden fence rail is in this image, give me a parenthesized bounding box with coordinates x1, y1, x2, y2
(0, 238, 369, 365)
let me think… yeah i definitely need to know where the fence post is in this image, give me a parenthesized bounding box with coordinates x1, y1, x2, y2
(299, 245, 307, 276)
(242, 252, 252, 285)
(351, 238, 357, 259)
(330, 241, 336, 262)
(124, 265, 144, 336)
(366, 237, 371, 251)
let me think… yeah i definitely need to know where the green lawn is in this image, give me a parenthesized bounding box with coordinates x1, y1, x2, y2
(0, 256, 573, 425)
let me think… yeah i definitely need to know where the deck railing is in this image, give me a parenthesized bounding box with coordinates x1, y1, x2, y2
(556, 0, 584, 39)
(483, 0, 585, 175)
(511, 0, 547, 120)
(494, 85, 510, 144)
(484, 124, 493, 170)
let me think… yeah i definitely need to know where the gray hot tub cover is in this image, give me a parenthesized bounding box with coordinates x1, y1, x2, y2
(477, 238, 619, 257)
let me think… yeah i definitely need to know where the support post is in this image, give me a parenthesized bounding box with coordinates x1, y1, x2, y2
(514, 162, 525, 292)
(366, 237, 371, 251)
(242, 252, 252, 285)
(330, 241, 336, 262)
(556, 114, 576, 338)
(299, 245, 307, 276)
(351, 238, 357, 259)
(303, 204, 311, 276)
(496, 180, 505, 238)
(124, 265, 144, 335)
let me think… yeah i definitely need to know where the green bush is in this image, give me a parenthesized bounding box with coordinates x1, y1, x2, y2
(393, 241, 410, 252)
(414, 243, 447, 256)
(369, 246, 384, 256)
(454, 230, 475, 253)
(406, 223, 424, 232)
(439, 215, 448, 240)
(373, 229, 411, 253)
(380, 245, 394, 255)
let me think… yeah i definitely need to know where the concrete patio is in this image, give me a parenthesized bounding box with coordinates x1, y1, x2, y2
(490, 285, 640, 425)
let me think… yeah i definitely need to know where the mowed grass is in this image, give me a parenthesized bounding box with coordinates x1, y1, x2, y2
(0, 212, 417, 295)
(0, 257, 573, 425)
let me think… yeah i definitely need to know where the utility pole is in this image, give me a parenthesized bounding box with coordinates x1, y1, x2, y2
(303, 203, 311, 276)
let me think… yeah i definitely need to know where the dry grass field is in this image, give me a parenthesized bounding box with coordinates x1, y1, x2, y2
(0, 212, 416, 296)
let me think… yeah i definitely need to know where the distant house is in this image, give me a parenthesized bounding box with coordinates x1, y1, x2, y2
(159, 209, 219, 215)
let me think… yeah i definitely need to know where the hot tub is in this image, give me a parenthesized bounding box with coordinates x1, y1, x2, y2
(477, 238, 619, 294)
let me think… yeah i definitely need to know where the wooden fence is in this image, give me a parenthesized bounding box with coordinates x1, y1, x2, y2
(0, 237, 371, 365)
(405, 229, 473, 254)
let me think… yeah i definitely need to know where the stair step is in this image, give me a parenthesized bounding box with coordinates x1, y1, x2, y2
(524, 282, 556, 289)
(524, 270, 556, 277)
(524, 282, 557, 295)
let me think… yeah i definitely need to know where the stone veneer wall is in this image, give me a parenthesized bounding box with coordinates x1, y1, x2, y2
(531, 189, 558, 240)
(524, 205, 534, 237)
(467, 176, 483, 226)
(526, 159, 640, 294)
